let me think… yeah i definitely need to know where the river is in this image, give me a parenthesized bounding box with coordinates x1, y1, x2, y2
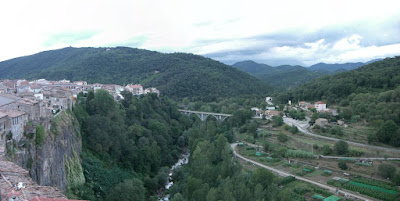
(159, 150, 190, 201)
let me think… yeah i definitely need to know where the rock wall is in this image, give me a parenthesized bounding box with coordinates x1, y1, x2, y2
(6, 110, 84, 193)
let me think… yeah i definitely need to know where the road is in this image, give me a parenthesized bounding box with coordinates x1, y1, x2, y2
(283, 117, 400, 153)
(231, 143, 373, 201)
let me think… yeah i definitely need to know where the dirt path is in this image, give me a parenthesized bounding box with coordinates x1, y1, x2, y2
(231, 143, 376, 201)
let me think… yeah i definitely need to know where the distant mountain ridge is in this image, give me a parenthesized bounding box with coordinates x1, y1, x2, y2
(232, 59, 381, 90)
(0, 47, 272, 101)
(308, 59, 382, 72)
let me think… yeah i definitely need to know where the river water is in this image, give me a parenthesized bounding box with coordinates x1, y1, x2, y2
(159, 151, 190, 201)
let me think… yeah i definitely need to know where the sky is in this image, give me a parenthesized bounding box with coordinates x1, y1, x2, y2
(1, 0, 400, 66)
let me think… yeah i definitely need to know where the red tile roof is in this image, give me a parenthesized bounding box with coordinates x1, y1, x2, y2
(314, 101, 326, 104)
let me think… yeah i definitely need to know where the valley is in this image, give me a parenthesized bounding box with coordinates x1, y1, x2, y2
(0, 49, 399, 201)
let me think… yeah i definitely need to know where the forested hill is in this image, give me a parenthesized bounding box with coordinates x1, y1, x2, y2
(276, 56, 400, 104)
(232, 60, 325, 90)
(308, 59, 381, 72)
(0, 47, 271, 100)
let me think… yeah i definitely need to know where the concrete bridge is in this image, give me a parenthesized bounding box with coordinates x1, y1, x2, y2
(178, 110, 232, 122)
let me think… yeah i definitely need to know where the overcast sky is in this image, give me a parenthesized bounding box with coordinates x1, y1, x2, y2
(1, 0, 400, 66)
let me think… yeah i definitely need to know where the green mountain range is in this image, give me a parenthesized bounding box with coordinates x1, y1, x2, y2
(0, 47, 272, 100)
(232, 59, 380, 90)
(232, 60, 325, 90)
(276, 57, 400, 104)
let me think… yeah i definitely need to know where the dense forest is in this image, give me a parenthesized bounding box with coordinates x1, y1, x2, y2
(0, 47, 271, 101)
(70, 90, 194, 200)
(69, 89, 311, 201)
(276, 56, 400, 146)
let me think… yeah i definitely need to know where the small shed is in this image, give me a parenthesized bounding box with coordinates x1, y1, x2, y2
(255, 152, 262, 156)
(238, 142, 244, 146)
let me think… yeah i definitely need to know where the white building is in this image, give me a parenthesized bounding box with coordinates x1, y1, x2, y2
(125, 84, 144, 95)
(314, 101, 327, 112)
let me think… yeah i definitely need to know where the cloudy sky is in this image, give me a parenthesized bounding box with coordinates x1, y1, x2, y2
(1, 0, 400, 66)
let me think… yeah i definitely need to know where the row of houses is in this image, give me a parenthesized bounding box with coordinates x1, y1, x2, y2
(1, 79, 160, 99)
(251, 107, 281, 118)
(0, 93, 50, 142)
(0, 79, 160, 142)
(298, 101, 338, 115)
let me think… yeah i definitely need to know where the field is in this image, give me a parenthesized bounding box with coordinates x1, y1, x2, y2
(235, 121, 400, 200)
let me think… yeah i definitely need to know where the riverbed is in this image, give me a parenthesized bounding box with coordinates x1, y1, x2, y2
(159, 150, 190, 201)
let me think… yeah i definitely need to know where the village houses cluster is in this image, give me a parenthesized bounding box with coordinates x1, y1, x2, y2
(0, 79, 159, 142)
(251, 97, 338, 122)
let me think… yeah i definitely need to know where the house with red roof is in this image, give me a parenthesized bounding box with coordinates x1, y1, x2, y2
(314, 101, 326, 112)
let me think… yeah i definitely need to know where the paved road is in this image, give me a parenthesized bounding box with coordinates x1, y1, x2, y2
(231, 143, 373, 201)
(283, 117, 400, 153)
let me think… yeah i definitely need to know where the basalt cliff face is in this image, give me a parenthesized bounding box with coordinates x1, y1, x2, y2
(6, 110, 84, 193)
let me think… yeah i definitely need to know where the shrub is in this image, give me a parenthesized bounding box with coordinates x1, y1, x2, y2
(322, 145, 332, 155)
(279, 176, 296, 185)
(338, 161, 348, 170)
(285, 150, 314, 159)
(35, 125, 46, 146)
(289, 125, 298, 134)
(277, 133, 289, 143)
(263, 141, 271, 151)
(282, 124, 290, 130)
(378, 164, 396, 179)
(313, 144, 319, 150)
(334, 140, 349, 155)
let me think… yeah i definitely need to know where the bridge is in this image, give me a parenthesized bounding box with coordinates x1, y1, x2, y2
(178, 110, 232, 122)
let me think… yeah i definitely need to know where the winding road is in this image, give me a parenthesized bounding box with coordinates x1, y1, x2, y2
(231, 143, 373, 201)
(283, 117, 400, 153)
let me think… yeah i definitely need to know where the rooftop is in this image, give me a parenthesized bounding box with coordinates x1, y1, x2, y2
(0, 109, 26, 118)
(0, 111, 7, 118)
(0, 94, 18, 106)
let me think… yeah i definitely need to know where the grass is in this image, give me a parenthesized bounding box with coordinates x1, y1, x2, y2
(305, 169, 324, 177)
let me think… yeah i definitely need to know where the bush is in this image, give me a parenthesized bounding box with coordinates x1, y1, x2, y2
(313, 144, 319, 150)
(348, 149, 364, 157)
(35, 125, 46, 146)
(378, 164, 397, 179)
(277, 133, 289, 143)
(282, 124, 290, 130)
(322, 145, 332, 155)
(285, 150, 314, 159)
(245, 136, 256, 144)
(279, 176, 296, 185)
(289, 125, 298, 134)
(273, 116, 284, 127)
(263, 141, 271, 152)
(334, 140, 349, 155)
(338, 161, 348, 170)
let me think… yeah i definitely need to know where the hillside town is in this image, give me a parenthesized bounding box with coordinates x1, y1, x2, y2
(0, 79, 159, 145)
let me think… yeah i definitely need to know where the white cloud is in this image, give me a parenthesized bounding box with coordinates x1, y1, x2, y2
(0, 0, 399, 65)
(333, 34, 362, 50)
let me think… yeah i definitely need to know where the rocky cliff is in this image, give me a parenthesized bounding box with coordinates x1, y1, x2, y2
(6, 110, 84, 193)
